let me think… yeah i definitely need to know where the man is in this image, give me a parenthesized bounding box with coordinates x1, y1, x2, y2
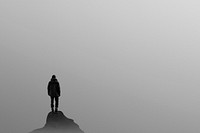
(47, 75, 60, 112)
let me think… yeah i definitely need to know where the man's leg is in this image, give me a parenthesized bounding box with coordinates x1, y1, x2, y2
(55, 97, 59, 112)
(50, 96, 54, 112)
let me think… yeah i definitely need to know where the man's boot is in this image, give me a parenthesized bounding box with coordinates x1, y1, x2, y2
(55, 107, 58, 112)
(51, 107, 54, 112)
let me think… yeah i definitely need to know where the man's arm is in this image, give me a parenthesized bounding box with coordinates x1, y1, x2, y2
(57, 82, 60, 96)
(47, 82, 50, 96)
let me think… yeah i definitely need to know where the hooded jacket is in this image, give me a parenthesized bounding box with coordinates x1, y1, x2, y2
(48, 78, 60, 97)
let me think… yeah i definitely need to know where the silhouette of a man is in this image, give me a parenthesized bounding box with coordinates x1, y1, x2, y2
(48, 75, 60, 112)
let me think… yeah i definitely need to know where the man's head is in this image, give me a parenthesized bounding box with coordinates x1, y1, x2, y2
(52, 75, 56, 79)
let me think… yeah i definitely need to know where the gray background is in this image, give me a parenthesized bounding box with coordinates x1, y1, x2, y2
(1, 0, 200, 133)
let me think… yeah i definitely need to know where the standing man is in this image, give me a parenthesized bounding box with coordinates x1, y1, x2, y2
(48, 75, 60, 112)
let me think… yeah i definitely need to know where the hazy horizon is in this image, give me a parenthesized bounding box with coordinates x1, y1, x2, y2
(1, 1, 200, 133)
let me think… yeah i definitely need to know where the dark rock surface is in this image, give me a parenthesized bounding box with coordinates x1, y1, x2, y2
(30, 111, 84, 133)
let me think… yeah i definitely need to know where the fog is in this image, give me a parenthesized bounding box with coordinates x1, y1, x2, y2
(1, 1, 200, 133)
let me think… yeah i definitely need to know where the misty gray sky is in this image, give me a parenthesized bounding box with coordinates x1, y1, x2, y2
(1, 1, 200, 133)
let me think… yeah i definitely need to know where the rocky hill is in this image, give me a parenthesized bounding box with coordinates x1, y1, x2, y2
(30, 111, 84, 133)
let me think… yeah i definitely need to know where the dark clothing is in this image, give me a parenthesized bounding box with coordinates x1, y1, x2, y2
(48, 78, 60, 97)
(48, 78, 60, 110)
(51, 96, 59, 108)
